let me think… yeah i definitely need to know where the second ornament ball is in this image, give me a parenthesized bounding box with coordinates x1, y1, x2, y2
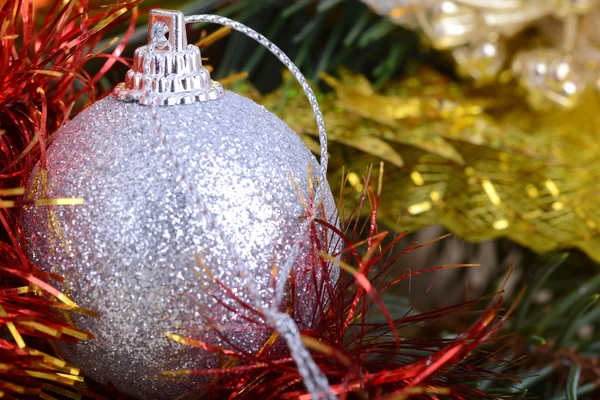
(22, 9, 338, 399)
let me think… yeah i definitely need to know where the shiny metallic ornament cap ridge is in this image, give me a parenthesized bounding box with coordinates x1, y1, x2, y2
(114, 9, 224, 106)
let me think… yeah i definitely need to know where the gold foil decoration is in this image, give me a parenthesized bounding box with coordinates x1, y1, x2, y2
(233, 66, 600, 262)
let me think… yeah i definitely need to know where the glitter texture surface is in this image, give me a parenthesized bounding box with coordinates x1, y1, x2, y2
(22, 92, 338, 399)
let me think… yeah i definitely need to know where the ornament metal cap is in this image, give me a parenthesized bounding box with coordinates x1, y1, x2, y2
(114, 9, 224, 106)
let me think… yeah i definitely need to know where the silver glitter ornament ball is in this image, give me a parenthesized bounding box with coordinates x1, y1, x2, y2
(22, 10, 338, 400)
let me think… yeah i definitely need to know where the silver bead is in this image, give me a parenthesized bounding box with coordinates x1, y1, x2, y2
(513, 49, 587, 109)
(419, 1, 482, 49)
(453, 36, 507, 82)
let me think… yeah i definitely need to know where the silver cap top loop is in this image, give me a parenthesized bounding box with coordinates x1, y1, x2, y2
(114, 9, 224, 106)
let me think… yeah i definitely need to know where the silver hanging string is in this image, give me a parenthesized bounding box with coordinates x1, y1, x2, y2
(142, 14, 335, 400)
(184, 11, 332, 332)
(143, 21, 266, 317)
(183, 14, 335, 400)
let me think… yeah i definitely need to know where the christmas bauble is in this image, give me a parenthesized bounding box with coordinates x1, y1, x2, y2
(22, 10, 338, 400)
